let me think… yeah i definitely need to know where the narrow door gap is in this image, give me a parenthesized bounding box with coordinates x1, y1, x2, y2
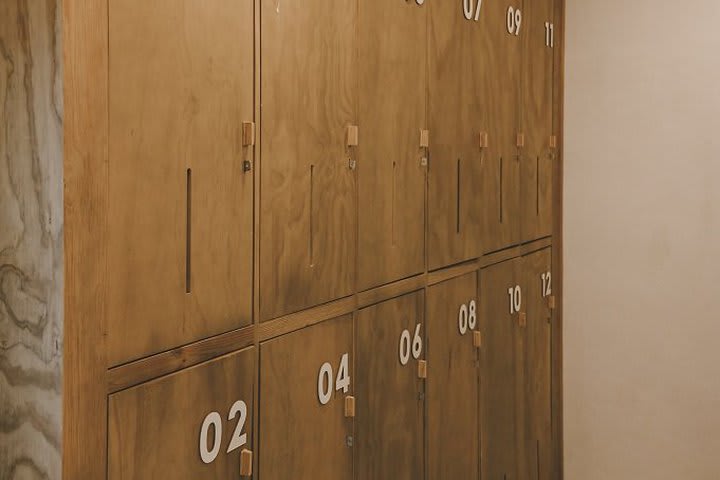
(456, 158, 461, 233)
(185, 168, 192, 294)
(537, 439, 541, 480)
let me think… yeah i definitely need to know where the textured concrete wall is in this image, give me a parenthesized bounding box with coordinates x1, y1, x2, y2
(0, 0, 63, 478)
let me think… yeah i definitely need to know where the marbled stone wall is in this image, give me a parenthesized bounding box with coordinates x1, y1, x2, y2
(0, 0, 63, 479)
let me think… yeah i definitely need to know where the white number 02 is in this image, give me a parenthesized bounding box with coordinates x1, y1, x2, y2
(199, 399, 249, 464)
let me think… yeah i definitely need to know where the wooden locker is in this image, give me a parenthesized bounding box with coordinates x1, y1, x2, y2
(357, 0, 427, 290)
(427, 273, 479, 480)
(355, 291, 425, 480)
(107, 0, 254, 365)
(521, 0, 555, 242)
(108, 348, 255, 479)
(260, 0, 358, 320)
(522, 248, 553, 480)
(259, 316, 353, 479)
(427, 0, 484, 270)
(480, 0, 524, 252)
(480, 258, 526, 480)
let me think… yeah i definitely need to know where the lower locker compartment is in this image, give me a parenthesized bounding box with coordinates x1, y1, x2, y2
(355, 291, 425, 480)
(108, 347, 255, 479)
(258, 315, 354, 479)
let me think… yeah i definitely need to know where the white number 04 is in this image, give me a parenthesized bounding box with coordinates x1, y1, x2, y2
(199, 399, 248, 464)
(318, 353, 350, 405)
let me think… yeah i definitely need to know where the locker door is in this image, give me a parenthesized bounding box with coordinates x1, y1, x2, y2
(428, 1, 484, 270)
(355, 291, 425, 480)
(108, 348, 255, 479)
(108, 0, 254, 365)
(480, 258, 525, 480)
(427, 273, 479, 480)
(357, 0, 426, 290)
(259, 316, 353, 479)
(480, 0, 524, 252)
(260, 0, 357, 319)
(522, 248, 553, 480)
(521, 0, 555, 241)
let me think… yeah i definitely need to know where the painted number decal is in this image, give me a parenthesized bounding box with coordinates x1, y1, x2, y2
(508, 285, 522, 314)
(507, 6, 522, 35)
(399, 323, 423, 365)
(541, 271, 552, 297)
(463, 0, 482, 21)
(318, 353, 350, 405)
(458, 300, 478, 335)
(199, 399, 249, 464)
(545, 22, 555, 47)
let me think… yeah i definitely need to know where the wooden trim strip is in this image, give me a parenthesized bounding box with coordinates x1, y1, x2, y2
(357, 274, 427, 310)
(427, 259, 479, 286)
(63, 0, 109, 477)
(108, 325, 256, 394)
(257, 296, 356, 342)
(479, 236, 553, 269)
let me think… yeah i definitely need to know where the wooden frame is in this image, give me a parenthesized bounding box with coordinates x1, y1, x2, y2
(62, 0, 565, 477)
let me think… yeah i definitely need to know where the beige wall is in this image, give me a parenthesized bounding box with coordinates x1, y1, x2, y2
(564, 0, 720, 478)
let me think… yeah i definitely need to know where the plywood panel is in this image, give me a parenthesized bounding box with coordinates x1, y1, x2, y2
(427, 273, 479, 480)
(358, 0, 426, 289)
(355, 291, 425, 480)
(480, 257, 525, 480)
(108, 348, 255, 479)
(108, 0, 254, 365)
(522, 248, 553, 480)
(480, 0, 524, 252)
(260, 0, 357, 319)
(259, 316, 353, 479)
(428, 1, 484, 270)
(521, 0, 555, 242)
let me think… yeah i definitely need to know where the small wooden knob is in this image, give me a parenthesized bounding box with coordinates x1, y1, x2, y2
(479, 131, 489, 149)
(240, 449, 253, 476)
(516, 133, 525, 148)
(417, 360, 427, 379)
(547, 295, 556, 310)
(473, 330, 482, 348)
(518, 312, 527, 327)
(242, 121, 256, 146)
(344, 396, 356, 418)
(420, 129, 430, 148)
(549, 135, 557, 149)
(346, 125, 359, 146)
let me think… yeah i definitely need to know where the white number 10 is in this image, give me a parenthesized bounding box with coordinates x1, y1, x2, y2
(508, 285, 522, 314)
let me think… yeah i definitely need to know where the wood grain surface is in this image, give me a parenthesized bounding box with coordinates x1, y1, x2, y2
(357, 0, 427, 290)
(0, 1, 63, 478)
(355, 291, 425, 480)
(107, 0, 255, 366)
(260, 0, 358, 320)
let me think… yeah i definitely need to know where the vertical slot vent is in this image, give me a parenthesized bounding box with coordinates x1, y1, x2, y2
(185, 168, 192, 294)
(392, 160, 397, 246)
(499, 157, 504, 223)
(456, 158, 461, 233)
(536, 156, 540, 215)
(309, 164, 315, 266)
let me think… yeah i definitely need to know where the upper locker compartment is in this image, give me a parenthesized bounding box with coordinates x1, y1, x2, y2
(481, 0, 524, 252)
(357, 0, 426, 290)
(521, 0, 555, 241)
(108, 0, 255, 365)
(108, 347, 255, 479)
(428, 0, 485, 270)
(260, 0, 358, 319)
(355, 291, 425, 480)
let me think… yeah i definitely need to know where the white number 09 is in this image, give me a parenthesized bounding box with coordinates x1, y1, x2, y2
(507, 6, 522, 35)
